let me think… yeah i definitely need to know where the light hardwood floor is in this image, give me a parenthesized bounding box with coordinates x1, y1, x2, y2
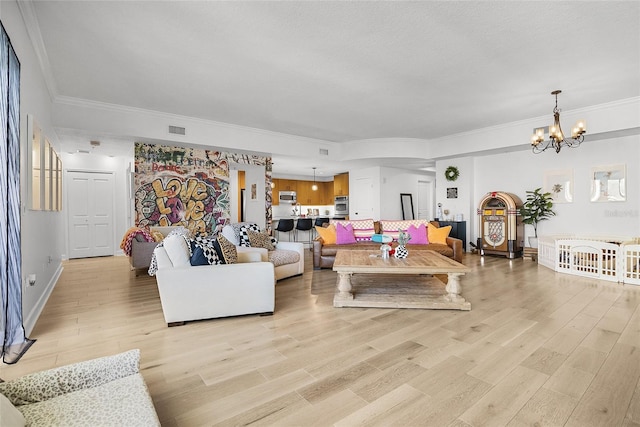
(2, 251, 639, 426)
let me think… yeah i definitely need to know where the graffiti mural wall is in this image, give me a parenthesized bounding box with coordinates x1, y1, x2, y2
(134, 143, 272, 235)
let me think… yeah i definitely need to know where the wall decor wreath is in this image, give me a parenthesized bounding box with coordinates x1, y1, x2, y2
(445, 166, 460, 182)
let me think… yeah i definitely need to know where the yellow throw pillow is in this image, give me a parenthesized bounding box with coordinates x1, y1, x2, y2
(315, 224, 337, 244)
(427, 223, 451, 244)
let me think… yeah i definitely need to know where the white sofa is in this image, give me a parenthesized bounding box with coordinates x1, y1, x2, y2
(221, 225, 304, 281)
(154, 245, 275, 326)
(0, 349, 159, 426)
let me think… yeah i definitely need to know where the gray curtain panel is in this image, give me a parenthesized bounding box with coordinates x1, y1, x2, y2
(1, 21, 34, 364)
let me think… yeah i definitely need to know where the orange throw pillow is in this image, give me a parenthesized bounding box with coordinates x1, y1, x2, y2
(315, 224, 337, 244)
(427, 223, 451, 244)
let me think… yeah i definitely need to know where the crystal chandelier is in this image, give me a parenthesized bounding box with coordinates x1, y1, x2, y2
(531, 90, 586, 154)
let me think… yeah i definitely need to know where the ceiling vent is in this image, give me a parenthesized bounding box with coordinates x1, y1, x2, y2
(319, 148, 329, 156)
(169, 125, 186, 135)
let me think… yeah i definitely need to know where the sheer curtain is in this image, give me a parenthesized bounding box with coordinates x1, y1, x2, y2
(1, 21, 34, 364)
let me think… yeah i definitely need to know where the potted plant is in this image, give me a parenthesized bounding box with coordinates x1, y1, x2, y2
(519, 187, 555, 247)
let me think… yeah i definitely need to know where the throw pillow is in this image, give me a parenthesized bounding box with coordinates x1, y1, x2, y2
(190, 237, 222, 265)
(335, 223, 357, 245)
(190, 245, 209, 266)
(427, 223, 451, 244)
(334, 219, 375, 241)
(162, 234, 192, 267)
(407, 224, 428, 244)
(214, 234, 238, 264)
(247, 230, 275, 250)
(239, 224, 260, 247)
(380, 220, 429, 241)
(315, 224, 337, 244)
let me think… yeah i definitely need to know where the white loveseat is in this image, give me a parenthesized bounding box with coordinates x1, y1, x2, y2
(221, 224, 305, 281)
(0, 349, 159, 426)
(153, 244, 275, 326)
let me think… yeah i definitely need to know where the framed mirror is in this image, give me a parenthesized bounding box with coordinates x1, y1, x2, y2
(400, 193, 414, 220)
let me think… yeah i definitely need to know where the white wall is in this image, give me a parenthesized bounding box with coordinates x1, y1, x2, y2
(348, 166, 435, 221)
(436, 135, 640, 247)
(2, 0, 65, 334)
(379, 167, 435, 220)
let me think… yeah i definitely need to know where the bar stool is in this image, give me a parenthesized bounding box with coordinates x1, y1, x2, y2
(275, 219, 294, 242)
(294, 218, 314, 246)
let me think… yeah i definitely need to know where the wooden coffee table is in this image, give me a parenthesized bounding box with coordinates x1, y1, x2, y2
(332, 250, 471, 310)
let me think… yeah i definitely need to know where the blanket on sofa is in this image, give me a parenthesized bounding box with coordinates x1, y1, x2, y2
(120, 227, 155, 256)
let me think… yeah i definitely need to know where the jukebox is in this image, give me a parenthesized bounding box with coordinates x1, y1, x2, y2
(477, 191, 524, 259)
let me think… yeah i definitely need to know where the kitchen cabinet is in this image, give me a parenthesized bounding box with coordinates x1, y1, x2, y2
(279, 179, 297, 192)
(322, 182, 333, 205)
(273, 178, 334, 206)
(297, 180, 325, 205)
(272, 178, 280, 205)
(334, 173, 349, 196)
(297, 181, 311, 205)
(438, 221, 467, 252)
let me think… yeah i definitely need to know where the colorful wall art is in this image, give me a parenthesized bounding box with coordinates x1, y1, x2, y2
(134, 143, 272, 235)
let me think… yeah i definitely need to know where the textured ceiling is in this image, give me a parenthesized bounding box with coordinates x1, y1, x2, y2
(27, 1, 640, 172)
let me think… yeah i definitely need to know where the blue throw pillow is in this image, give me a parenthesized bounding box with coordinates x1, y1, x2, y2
(190, 242, 209, 266)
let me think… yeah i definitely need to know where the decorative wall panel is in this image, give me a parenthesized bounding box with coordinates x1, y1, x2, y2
(134, 143, 272, 235)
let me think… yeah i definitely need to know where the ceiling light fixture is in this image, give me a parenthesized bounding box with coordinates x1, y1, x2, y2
(311, 167, 318, 191)
(531, 90, 586, 154)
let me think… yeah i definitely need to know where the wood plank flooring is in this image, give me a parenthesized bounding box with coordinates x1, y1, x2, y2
(2, 252, 639, 426)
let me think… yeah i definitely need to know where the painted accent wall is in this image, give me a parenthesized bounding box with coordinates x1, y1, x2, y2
(134, 143, 272, 235)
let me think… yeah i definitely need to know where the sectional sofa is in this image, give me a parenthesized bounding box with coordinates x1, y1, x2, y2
(313, 219, 463, 269)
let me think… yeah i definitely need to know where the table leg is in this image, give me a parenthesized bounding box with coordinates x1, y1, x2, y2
(445, 273, 464, 300)
(337, 272, 354, 300)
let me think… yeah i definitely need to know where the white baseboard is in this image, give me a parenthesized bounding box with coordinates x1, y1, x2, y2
(23, 263, 63, 336)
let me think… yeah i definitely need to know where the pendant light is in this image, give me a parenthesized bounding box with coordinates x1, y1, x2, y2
(312, 167, 318, 191)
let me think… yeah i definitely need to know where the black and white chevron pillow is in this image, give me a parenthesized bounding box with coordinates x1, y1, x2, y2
(238, 223, 260, 247)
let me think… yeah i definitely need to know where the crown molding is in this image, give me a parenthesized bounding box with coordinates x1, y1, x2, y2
(53, 95, 337, 146)
(17, 0, 58, 101)
(434, 96, 640, 142)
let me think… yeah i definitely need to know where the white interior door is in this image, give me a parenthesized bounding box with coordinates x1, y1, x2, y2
(67, 171, 115, 259)
(417, 180, 433, 220)
(351, 177, 373, 219)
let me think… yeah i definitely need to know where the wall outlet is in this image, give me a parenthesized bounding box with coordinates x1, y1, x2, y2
(28, 274, 36, 286)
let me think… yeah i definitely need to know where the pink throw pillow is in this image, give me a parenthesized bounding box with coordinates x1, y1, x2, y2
(407, 223, 428, 244)
(336, 223, 357, 245)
